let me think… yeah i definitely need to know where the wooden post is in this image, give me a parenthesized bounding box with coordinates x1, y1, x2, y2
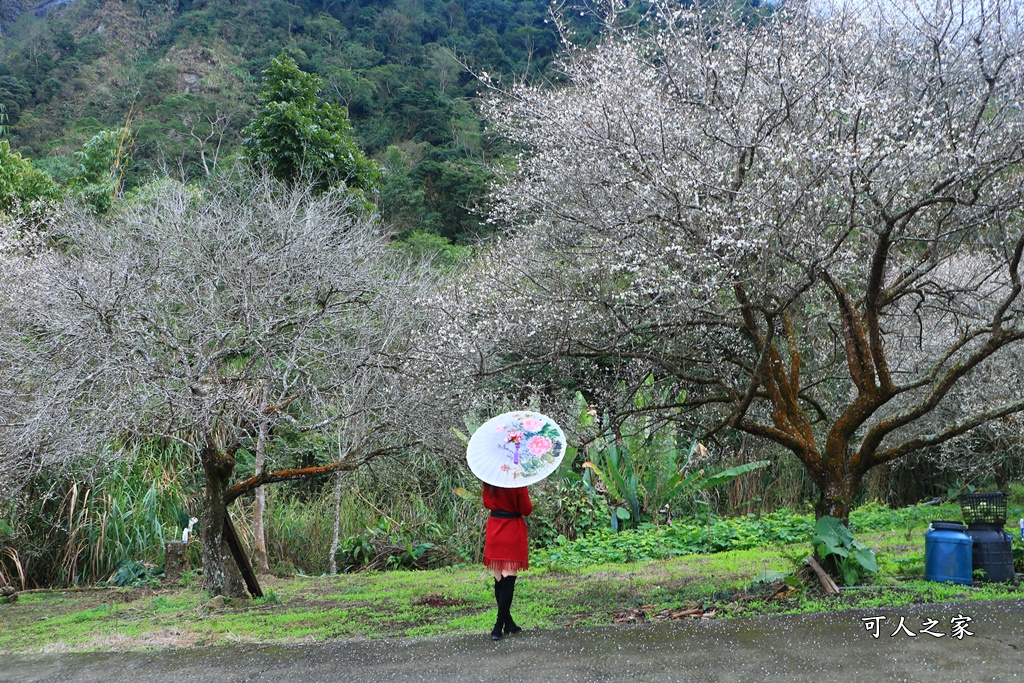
(806, 555, 840, 595)
(164, 541, 185, 583)
(223, 513, 263, 598)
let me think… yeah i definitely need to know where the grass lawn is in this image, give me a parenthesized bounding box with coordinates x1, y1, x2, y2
(2, 524, 1022, 654)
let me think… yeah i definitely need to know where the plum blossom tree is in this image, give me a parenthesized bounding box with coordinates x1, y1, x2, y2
(0, 178, 427, 596)
(454, 0, 1024, 521)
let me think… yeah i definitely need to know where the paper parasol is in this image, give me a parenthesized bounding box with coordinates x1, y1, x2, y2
(467, 411, 566, 488)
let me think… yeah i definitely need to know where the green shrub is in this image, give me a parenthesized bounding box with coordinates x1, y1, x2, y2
(0, 136, 60, 215)
(109, 558, 162, 587)
(811, 516, 878, 586)
(536, 509, 818, 569)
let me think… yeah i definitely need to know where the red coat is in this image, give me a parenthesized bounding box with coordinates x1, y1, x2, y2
(482, 485, 532, 572)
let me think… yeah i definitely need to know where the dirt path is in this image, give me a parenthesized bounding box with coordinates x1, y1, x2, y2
(3, 599, 1021, 682)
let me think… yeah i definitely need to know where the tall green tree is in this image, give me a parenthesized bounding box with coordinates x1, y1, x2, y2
(243, 54, 380, 197)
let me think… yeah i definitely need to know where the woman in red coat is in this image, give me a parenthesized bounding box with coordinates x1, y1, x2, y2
(482, 482, 532, 640)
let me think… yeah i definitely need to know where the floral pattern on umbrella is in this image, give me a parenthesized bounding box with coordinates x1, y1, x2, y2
(468, 411, 566, 487)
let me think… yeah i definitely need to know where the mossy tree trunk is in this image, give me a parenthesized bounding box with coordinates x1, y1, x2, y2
(200, 443, 247, 599)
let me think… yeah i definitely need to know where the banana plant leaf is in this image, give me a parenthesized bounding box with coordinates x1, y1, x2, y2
(698, 460, 771, 489)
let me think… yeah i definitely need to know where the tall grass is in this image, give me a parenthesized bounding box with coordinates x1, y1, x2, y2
(231, 486, 340, 575)
(2, 442, 200, 587)
(3, 440, 488, 586)
(229, 451, 488, 575)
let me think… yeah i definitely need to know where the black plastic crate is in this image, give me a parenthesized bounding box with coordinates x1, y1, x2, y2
(959, 492, 1007, 526)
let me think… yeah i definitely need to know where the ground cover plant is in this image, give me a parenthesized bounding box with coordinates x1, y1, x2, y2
(533, 499, 977, 570)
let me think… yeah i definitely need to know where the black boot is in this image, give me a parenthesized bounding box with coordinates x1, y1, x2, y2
(499, 575, 522, 635)
(490, 577, 504, 640)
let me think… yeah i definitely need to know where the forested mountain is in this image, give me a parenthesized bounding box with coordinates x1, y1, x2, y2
(0, 0, 608, 241)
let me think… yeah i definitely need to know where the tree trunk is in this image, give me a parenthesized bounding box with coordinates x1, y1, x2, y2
(992, 441, 1009, 491)
(253, 417, 270, 575)
(329, 470, 343, 575)
(200, 445, 247, 598)
(813, 467, 864, 525)
(254, 376, 271, 575)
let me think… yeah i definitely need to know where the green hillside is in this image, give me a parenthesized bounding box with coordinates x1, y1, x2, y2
(0, 0, 600, 240)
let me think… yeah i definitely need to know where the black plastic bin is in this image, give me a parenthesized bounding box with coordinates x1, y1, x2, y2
(965, 525, 1015, 582)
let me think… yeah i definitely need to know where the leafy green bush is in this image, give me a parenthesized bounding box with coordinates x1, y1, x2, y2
(0, 132, 59, 216)
(109, 559, 162, 587)
(848, 500, 962, 532)
(335, 518, 447, 572)
(572, 385, 769, 530)
(527, 475, 604, 547)
(3, 441, 201, 588)
(811, 516, 878, 586)
(67, 128, 133, 213)
(338, 535, 375, 572)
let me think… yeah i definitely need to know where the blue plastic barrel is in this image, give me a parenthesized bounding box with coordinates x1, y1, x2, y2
(925, 521, 973, 584)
